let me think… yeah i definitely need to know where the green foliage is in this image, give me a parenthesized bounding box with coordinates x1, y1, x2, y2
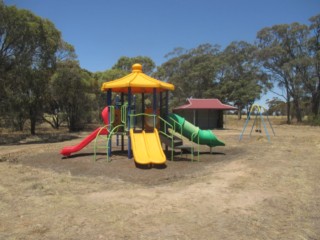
(0, 3, 65, 134)
(1, 0, 320, 132)
(308, 116, 320, 126)
(266, 98, 287, 115)
(94, 68, 127, 84)
(93, 68, 128, 111)
(307, 14, 320, 117)
(50, 60, 95, 131)
(256, 19, 320, 123)
(156, 42, 269, 117)
(112, 56, 156, 75)
(217, 41, 270, 118)
(156, 44, 221, 108)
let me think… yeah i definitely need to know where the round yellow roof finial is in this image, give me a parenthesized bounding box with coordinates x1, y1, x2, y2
(132, 63, 142, 73)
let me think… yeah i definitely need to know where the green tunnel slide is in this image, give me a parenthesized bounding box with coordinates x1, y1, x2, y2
(168, 113, 225, 147)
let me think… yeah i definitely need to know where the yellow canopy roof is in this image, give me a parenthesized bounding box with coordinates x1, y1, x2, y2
(101, 64, 175, 93)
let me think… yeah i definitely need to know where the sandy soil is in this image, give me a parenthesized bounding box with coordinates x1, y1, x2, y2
(0, 121, 319, 239)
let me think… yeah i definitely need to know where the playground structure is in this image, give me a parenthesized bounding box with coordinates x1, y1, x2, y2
(60, 107, 109, 156)
(60, 64, 225, 165)
(239, 104, 275, 142)
(168, 113, 225, 152)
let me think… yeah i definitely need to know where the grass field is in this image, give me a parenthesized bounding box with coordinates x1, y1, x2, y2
(0, 117, 319, 239)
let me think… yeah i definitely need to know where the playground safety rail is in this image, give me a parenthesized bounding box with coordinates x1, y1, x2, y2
(191, 130, 200, 162)
(158, 116, 174, 161)
(104, 124, 126, 162)
(93, 105, 121, 161)
(121, 104, 128, 130)
(168, 116, 199, 162)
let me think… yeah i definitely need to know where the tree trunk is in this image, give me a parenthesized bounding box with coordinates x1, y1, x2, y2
(311, 89, 320, 117)
(30, 118, 36, 135)
(237, 106, 242, 120)
(18, 113, 25, 131)
(293, 98, 303, 122)
(29, 107, 37, 135)
(286, 94, 291, 124)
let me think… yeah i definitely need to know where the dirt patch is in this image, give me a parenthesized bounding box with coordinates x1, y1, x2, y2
(0, 122, 319, 239)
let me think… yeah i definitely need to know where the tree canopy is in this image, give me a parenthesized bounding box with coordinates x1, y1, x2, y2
(112, 56, 156, 75)
(218, 41, 269, 118)
(49, 60, 95, 131)
(1, 0, 320, 133)
(156, 43, 270, 118)
(0, 2, 75, 133)
(155, 44, 221, 107)
(256, 16, 320, 123)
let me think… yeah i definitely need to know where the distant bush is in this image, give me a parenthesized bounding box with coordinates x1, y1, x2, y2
(307, 116, 320, 126)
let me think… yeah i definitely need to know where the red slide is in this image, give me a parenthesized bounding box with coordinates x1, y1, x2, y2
(60, 107, 109, 156)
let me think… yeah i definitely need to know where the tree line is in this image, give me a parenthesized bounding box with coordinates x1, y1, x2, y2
(1, 1, 319, 135)
(155, 16, 320, 124)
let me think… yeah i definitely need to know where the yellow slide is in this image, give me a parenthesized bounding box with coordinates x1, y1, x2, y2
(129, 128, 166, 165)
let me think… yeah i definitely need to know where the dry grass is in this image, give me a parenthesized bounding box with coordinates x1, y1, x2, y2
(0, 119, 319, 239)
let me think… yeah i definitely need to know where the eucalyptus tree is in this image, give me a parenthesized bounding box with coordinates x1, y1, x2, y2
(112, 56, 156, 75)
(50, 60, 94, 131)
(156, 44, 221, 108)
(94, 65, 131, 112)
(266, 98, 287, 116)
(218, 41, 269, 119)
(256, 22, 311, 123)
(308, 14, 320, 117)
(92, 56, 156, 114)
(0, 2, 65, 133)
(43, 41, 77, 129)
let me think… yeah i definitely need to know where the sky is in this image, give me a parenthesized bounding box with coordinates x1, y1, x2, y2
(4, 0, 320, 106)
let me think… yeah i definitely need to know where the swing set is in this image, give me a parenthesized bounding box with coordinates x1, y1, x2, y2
(239, 104, 275, 142)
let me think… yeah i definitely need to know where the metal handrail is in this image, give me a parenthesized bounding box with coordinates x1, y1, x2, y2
(168, 116, 183, 139)
(105, 124, 125, 162)
(109, 106, 115, 124)
(158, 116, 174, 161)
(93, 124, 111, 161)
(129, 113, 156, 129)
(121, 104, 128, 130)
(191, 131, 200, 162)
(169, 116, 199, 161)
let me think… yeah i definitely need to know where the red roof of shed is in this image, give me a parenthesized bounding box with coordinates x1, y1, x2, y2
(173, 98, 237, 110)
